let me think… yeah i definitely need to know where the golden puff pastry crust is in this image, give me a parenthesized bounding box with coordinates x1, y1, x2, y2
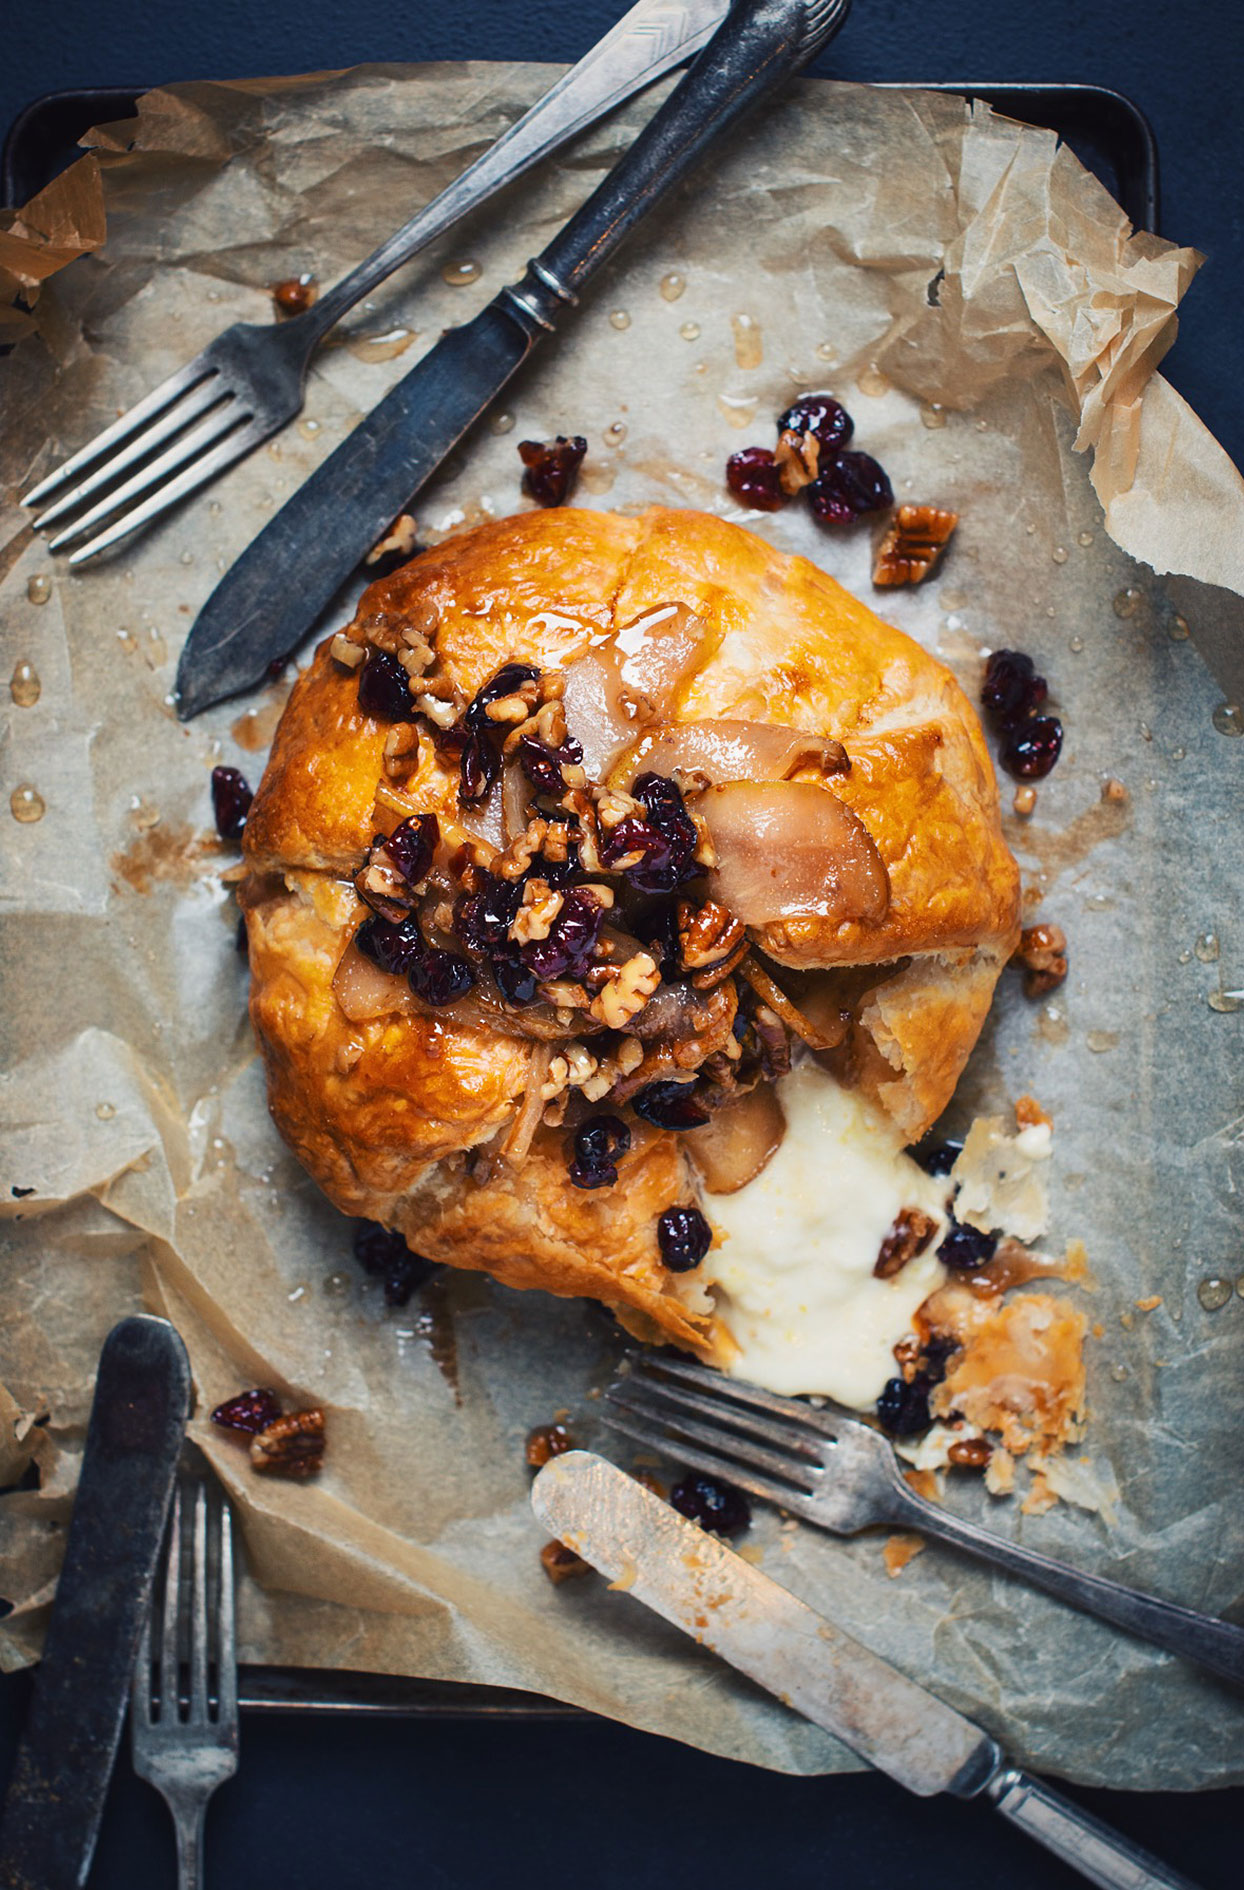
(242, 505, 1019, 1341)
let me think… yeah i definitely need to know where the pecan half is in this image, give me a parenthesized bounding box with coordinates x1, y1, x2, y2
(677, 897, 748, 987)
(947, 1436, 991, 1468)
(1014, 921, 1068, 997)
(874, 1207, 939, 1279)
(250, 1408, 325, 1478)
(540, 1538, 591, 1585)
(526, 1422, 575, 1469)
(872, 504, 958, 587)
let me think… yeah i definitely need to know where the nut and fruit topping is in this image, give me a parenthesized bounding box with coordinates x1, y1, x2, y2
(250, 1407, 326, 1478)
(353, 1221, 440, 1306)
(726, 392, 891, 528)
(875, 1334, 958, 1436)
(1014, 922, 1068, 997)
(657, 1204, 712, 1272)
(210, 1388, 282, 1434)
(271, 274, 317, 316)
(363, 512, 419, 577)
(980, 649, 1063, 780)
(872, 504, 958, 587)
(937, 1219, 998, 1271)
(670, 1472, 750, 1537)
(526, 1422, 575, 1468)
(519, 435, 587, 506)
(873, 1207, 939, 1279)
(540, 1538, 591, 1584)
(210, 766, 253, 841)
(568, 1114, 631, 1190)
(676, 897, 748, 982)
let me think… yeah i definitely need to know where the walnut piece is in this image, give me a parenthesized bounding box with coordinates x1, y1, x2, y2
(330, 632, 366, 670)
(588, 952, 660, 1028)
(540, 1539, 591, 1585)
(872, 504, 959, 587)
(510, 879, 564, 945)
(774, 427, 821, 494)
(1014, 922, 1068, 997)
(364, 512, 419, 570)
(250, 1408, 325, 1478)
(873, 1207, 939, 1279)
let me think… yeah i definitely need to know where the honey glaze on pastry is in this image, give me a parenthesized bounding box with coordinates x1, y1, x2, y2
(241, 506, 1021, 1380)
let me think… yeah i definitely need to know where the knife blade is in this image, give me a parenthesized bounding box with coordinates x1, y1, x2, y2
(533, 1453, 1201, 1890)
(175, 0, 852, 717)
(0, 1316, 192, 1890)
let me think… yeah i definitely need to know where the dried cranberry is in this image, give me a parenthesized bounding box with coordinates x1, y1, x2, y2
(455, 875, 522, 956)
(355, 913, 425, 975)
(725, 446, 788, 512)
(211, 1388, 282, 1434)
(636, 902, 682, 977)
(910, 1137, 962, 1177)
(808, 450, 893, 523)
(521, 887, 604, 982)
(353, 1221, 438, 1306)
(657, 1205, 712, 1271)
(516, 732, 583, 797)
(670, 1472, 750, 1538)
(1002, 715, 1063, 779)
(535, 842, 582, 889)
(210, 766, 253, 841)
(603, 773, 700, 895)
(876, 1374, 936, 1436)
(568, 1114, 631, 1189)
(519, 436, 587, 506)
(981, 649, 1046, 728)
(458, 728, 501, 804)
(357, 649, 417, 721)
(937, 1219, 998, 1271)
(464, 663, 542, 733)
(777, 392, 854, 453)
(492, 951, 541, 1007)
(632, 1081, 710, 1131)
(408, 944, 475, 1007)
(382, 813, 438, 886)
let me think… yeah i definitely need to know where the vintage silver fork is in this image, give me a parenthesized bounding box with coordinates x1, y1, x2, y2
(20, 0, 725, 563)
(132, 1478, 239, 1889)
(606, 1354, 1244, 1688)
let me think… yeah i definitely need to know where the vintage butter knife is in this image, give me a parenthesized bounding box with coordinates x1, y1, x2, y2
(175, 0, 852, 718)
(0, 1316, 192, 1890)
(532, 1453, 1201, 1890)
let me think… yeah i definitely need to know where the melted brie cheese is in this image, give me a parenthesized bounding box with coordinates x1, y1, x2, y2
(702, 1066, 950, 1406)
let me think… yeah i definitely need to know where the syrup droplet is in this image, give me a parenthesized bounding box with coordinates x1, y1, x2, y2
(1109, 1363, 1128, 1382)
(441, 259, 481, 287)
(287, 1282, 310, 1304)
(577, 463, 615, 495)
(10, 784, 45, 823)
(1171, 745, 1186, 761)
(298, 418, 321, 439)
(1068, 634, 1084, 652)
(128, 797, 161, 832)
(604, 421, 627, 447)
(975, 417, 989, 431)
(815, 340, 837, 362)
(117, 629, 138, 655)
(1212, 701, 1244, 736)
(26, 575, 51, 605)
(1086, 1029, 1119, 1054)
(1195, 932, 1221, 962)
(143, 628, 167, 669)
(679, 321, 701, 341)
(1168, 614, 1190, 641)
(347, 325, 417, 363)
(1051, 546, 1068, 565)
(1197, 1276, 1233, 1312)
(1113, 587, 1142, 620)
(659, 272, 686, 303)
(919, 402, 947, 429)
(1208, 988, 1243, 1013)
(856, 363, 890, 397)
(489, 410, 515, 435)
(1077, 530, 1094, 546)
(1038, 1003, 1069, 1045)
(322, 1270, 353, 1300)
(1177, 950, 1192, 965)
(1012, 785, 1037, 816)
(10, 662, 40, 707)
(716, 393, 758, 430)
(95, 1101, 116, 1121)
(179, 549, 194, 565)
(730, 313, 763, 370)
(609, 309, 632, 331)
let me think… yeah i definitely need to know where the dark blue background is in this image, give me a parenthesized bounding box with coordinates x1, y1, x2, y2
(4, 4, 1243, 1886)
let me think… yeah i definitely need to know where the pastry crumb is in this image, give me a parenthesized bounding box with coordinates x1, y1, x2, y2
(883, 1532, 927, 1577)
(1135, 1294, 1162, 1312)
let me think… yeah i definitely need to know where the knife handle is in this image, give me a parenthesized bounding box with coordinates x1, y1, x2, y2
(981, 1766, 1201, 1890)
(504, 0, 850, 328)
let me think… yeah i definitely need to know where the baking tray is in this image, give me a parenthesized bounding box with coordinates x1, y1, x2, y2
(1, 76, 1160, 1721)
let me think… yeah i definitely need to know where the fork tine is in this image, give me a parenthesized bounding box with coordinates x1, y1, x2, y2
(605, 1407, 818, 1518)
(189, 1483, 209, 1722)
(606, 1385, 822, 1495)
(33, 374, 227, 531)
(611, 1374, 828, 1470)
(215, 1502, 237, 1725)
(47, 401, 250, 551)
(633, 1356, 843, 1439)
(159, 1484, 183, 1722)
(132, 1582, 155, 1726)
(66, 421, 265, 566)
(22, 358, 216, 509)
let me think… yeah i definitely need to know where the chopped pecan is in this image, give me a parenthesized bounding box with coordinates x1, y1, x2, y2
(540, 1538, 591, 1585)
(1014, 921, 1068, 997)
(947, 1436, 991, 1469)
(874, 1207, 939, 1279)
(872, 504, 958, 588)
(677, 898, 748, 986)
(382, 724, 422, 780)
(1015, 1094, 1053, 1131)
(526, 1422, 574, 1468)
(272, 274, 317, 316)
(774, 427, 821, 494)
(250, 1408, 325, 1478)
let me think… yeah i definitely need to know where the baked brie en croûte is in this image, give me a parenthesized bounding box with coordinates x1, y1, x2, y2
(241, 505, 1036, 1418)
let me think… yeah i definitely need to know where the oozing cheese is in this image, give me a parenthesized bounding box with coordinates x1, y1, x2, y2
(702, 1065, 951, 1406)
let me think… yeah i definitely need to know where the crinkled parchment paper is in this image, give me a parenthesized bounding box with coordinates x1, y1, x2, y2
(2, 64, 1243, 1787)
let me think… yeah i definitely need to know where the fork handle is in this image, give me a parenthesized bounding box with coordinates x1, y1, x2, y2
(297, 0, 724, 341)
(892, 1482, 1244, 1688)
(169, 1796, 206, 1890)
